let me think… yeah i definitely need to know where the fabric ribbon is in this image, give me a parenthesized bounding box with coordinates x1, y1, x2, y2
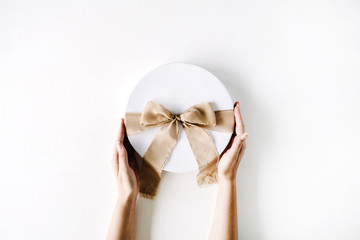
(124, 100, 235, 199)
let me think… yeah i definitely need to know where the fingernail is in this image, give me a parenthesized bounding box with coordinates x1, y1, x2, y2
(234, 101, 239, 108)
(240, 133, 248, 140)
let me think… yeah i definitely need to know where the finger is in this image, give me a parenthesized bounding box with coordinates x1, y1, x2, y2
(227, 135, 243, 158)
(112, 118, 126, 173)
(116, 139, 129, 170)
(234, 132, 248, 149)
(228, 132, 248, 157)
(116, 118, 125, 144)
(240, 132, 248, 141)
(111, 146, 119, 176)
(220, 123, 247, 160)
(234, 102, 245, 135)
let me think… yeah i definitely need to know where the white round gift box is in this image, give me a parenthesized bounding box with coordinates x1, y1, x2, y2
(125, 63, 234, 173)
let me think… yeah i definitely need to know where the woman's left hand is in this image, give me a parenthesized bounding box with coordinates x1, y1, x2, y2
(111, 118, 139, 200)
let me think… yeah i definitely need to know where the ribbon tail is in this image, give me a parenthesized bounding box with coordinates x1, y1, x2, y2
(182, 125, 219, 186)
(139, 120, 180, 199)
(124, 112, 165, 136)
(201, 109, 235, 132)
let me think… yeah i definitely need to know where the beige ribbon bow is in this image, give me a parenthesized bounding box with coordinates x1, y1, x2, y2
(124, 100, 235, 199)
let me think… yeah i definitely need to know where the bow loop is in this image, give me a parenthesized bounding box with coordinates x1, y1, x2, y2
(140, 100, 173, 127)
(180, 102, 216, 126)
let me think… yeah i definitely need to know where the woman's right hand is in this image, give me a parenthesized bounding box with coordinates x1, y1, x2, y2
(217, 101, 248, 185)
(209, 101, 248, 240)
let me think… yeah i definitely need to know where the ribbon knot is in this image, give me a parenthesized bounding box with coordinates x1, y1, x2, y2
(125, 100, 235, 199)
(174, 114, 182, 123)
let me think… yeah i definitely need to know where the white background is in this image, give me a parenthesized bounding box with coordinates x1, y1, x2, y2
(1, 0, 359, 239)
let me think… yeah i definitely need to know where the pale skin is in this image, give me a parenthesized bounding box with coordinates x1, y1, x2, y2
(209, 101, 248, 240)
(106, 101, 248, 240)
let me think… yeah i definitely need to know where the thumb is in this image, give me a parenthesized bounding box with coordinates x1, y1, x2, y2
(228, 133, 248, 156)
(116, 141, 129, 169)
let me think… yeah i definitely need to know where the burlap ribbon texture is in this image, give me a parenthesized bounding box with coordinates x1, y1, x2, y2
(124, 100, 235, 199)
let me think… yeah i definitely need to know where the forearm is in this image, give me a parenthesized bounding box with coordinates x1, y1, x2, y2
(209, 180, 238, 240)
(106, 194, 137, 240)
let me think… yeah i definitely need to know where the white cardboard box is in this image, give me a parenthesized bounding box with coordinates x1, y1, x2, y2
(125, 62, 234, 172)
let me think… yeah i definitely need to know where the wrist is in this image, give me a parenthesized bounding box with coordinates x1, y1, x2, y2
(218, 178, 236, 189)
(118, 189, 137, 204)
